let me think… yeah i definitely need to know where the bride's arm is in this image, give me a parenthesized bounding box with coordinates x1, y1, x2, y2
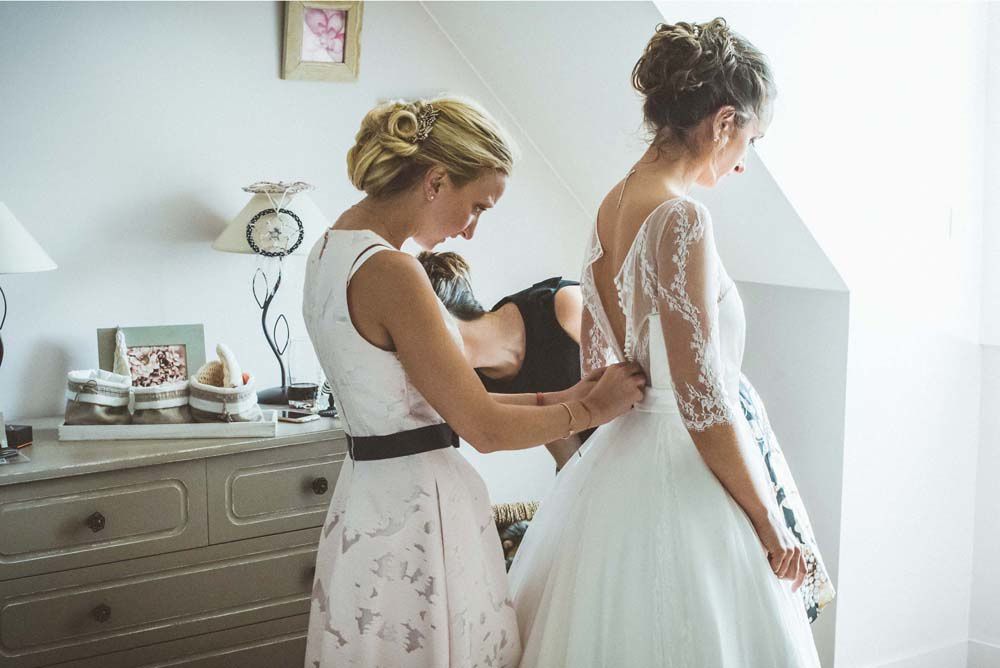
(653, 201, 804, 585)
(349, 250, 642, 453)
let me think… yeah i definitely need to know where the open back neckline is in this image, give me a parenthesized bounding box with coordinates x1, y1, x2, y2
(586, 195, 691, 360)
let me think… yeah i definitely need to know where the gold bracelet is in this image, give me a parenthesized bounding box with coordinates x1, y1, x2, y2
(578, 399, 593, 430)
(557, 402, 576, 438)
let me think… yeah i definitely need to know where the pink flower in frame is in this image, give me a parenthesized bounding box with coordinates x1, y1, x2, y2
(301, 8, 346, 63)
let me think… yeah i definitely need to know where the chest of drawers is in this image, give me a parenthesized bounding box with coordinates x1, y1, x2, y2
(0, 416, 347, 667)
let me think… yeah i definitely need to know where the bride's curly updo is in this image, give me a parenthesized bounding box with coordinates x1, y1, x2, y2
(632, 18, 774, 146)
(346, 96, 515, 198)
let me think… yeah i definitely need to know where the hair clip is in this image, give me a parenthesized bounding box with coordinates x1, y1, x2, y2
(414, 105, 440, 143)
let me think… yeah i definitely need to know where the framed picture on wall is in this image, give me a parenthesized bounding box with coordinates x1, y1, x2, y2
(97, 324, 206, 387)
(282, 1, 363, 82)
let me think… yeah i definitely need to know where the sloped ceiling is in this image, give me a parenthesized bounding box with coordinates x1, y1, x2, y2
(422, 1, 846, 291)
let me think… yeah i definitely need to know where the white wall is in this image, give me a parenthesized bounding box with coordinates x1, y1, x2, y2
(754, 3, 987, 664)
(0, 1, 589, 499)
(727, 5, 987, 667)
(739, 281, 849, 667)
(981, 2, 1000, 347)
(969, 4, 1000, 666)
(656, 5, 986, 667)
(970, 347, 1000, 666)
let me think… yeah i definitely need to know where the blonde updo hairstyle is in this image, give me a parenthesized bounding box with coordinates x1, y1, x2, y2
(346, 96, 515, 198)
(632, 18, 774, 150)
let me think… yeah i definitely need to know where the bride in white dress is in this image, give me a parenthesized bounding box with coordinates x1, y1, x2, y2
(509, 19, 822, 667)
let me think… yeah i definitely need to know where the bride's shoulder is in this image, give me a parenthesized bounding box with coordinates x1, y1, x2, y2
(655, 195, 712, 223)
(646, 196, 717, 253)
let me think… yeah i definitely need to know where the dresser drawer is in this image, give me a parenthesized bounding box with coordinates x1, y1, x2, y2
(207, 439, 346, 544)
(0, 461, 207, 580)
(44, 614, 308, 668)
(0, 529, 319, 667)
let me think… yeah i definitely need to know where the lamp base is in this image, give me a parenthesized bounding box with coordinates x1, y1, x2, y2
(256, 385, 289, 405)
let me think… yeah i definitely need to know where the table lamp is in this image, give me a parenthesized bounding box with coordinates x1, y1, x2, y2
(0, 202, 57, 370)
(213, 182, 327, 404)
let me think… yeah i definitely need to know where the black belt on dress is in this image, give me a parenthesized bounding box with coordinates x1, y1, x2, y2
(347, 423, 460, 461)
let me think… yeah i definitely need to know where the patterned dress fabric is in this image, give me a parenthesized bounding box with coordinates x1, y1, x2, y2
(738, 374, 836, 622)
(301, 229, 520, 668)
(509, 197, 821, 667)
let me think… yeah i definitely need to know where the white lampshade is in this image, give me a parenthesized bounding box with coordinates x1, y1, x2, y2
(0, 202, 57, 274)
(214, 191, 328, 256)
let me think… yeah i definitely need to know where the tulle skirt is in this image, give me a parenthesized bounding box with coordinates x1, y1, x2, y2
(508, 389, 820, 667)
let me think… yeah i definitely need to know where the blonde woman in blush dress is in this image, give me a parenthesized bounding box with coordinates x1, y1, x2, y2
(508, 20, 821, 667)
(301, 96, 645, 668)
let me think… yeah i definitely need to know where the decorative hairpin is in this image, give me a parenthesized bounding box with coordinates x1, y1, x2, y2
(414, 105, 439, 143)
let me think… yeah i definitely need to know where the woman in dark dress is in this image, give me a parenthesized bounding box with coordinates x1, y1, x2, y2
(418, 251, 591, 471)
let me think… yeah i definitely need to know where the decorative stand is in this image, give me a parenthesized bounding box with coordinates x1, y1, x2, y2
(0, 283, 6, 370)
(252, 263, 291, 405)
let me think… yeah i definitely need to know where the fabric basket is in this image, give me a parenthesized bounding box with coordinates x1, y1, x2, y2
(64, 369, 133, 425)
(132, 380, 192, 424)
(188, 376, 262, 423)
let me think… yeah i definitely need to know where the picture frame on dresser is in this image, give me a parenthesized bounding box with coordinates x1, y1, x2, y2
(97, 324, 206, 387)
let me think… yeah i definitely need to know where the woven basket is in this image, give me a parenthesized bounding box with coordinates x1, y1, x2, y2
(492, 501, 539, 533)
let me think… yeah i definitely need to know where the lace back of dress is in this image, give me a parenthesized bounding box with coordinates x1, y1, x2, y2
(580, 196, 739, 432)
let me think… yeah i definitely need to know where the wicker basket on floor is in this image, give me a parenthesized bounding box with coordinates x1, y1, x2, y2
(492, 501, 539, 570)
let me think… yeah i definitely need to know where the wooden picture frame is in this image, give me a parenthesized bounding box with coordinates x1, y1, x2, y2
(97, 324, 206, 387)
(282, 1, 363, 82)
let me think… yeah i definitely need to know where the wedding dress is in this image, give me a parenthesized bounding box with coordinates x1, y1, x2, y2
(508, 197, 821, 667)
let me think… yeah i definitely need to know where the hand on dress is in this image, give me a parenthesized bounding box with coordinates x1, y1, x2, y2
(559, 366, 608, 404)
(752, 510, 807, 591)
(581, 362, 646, 426)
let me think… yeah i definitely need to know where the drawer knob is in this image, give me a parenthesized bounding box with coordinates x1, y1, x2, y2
(91, 603, 112, 623)
(86, 512, 106, 533)
(311, 477, 329, 495)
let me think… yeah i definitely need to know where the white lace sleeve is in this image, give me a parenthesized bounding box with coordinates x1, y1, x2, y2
(653, 201, 736, 431)
(581, 302, 611, 376)
(580, 226, 620, 376)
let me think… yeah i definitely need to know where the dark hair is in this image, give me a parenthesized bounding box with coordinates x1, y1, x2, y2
(632, 18, 774, 146)
(417, 251, 487, 321)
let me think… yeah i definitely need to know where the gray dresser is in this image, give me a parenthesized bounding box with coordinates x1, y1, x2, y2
(0, 416, 347, 667)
